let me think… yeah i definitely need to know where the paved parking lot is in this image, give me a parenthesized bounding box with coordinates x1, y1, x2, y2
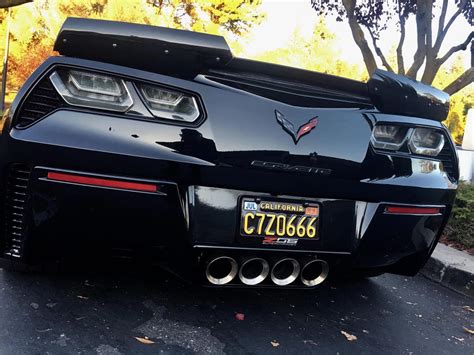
(0, 263, 472, 354)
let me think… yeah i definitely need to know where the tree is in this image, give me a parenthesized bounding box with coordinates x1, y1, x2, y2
(4, 0, 264, 90)
(310, 0, 473, 95)
(147, 0, 264, 36)
(0, 0, 33, 111)
(433, 55, 473, 143)
(253, 19, 367, 81)
(0, 0, 31, 8)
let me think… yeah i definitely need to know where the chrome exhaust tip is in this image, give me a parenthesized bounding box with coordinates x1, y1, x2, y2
(300, 259, 329, 287)
(270, 258, 300, 286)
(239, 257, 270, 285)
(205, 256, 238, 285)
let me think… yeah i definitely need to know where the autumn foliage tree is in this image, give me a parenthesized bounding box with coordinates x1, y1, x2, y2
(147, 0, 264, 35)
(311, 0, 473, 95)
(2, 0, 264, 90)
(254, 20, 368, 81)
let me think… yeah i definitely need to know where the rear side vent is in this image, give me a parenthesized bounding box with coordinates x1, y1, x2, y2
(16, 77, 63, 128)
(438, 140, 458, 181)
(3, 164, 31, 259)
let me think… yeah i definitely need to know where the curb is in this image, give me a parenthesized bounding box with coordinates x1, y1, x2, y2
(421, 243, 474, 298)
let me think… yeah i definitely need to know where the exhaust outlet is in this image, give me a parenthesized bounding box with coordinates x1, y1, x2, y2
(205, 256, 238, 285)
(239, 257, 270, 285)
(270, 258, 300, 286)
(300, 259, 329, 287)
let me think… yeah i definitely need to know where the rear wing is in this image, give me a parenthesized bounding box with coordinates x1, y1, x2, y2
(367, 70, 449, 122)
(54, 17, 233, 77)
(54, 17, 450, 122)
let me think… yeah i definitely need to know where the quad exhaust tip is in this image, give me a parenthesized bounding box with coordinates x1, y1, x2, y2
(239, 257, 270, 285)
(300, 259, 329, 287)
(205, 255, 329, 287)
(270, 258, 300, 286)
(206, 256, 238, 285)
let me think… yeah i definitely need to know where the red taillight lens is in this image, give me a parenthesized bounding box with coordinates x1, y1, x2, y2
(385, 206, 441, 215)
(47, 172, 157, 193)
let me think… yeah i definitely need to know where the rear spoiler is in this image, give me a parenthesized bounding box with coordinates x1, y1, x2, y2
(367, 70, 450, 122)
(54, 17, 233, 77)
(54, 18, 450, 122)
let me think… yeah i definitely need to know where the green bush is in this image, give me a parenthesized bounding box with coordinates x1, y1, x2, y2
(443, 183, 474, 250)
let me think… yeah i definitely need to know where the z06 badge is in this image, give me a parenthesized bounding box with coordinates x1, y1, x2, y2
(262, 237, 298, 246)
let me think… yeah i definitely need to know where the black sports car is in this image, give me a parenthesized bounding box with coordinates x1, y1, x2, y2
(0, 18, 458, 288)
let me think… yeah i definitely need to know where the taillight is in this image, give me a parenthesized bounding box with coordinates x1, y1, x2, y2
(408, 128, 445, 156)
(371, 125, 409, 150)
(137, 84, 200, 122)
(371, 124, 445, 157)
(50, 70, 133, 112)
(48, 68, 202, 124)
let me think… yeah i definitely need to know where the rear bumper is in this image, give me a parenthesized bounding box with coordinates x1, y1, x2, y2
(0, 160, 451, 277)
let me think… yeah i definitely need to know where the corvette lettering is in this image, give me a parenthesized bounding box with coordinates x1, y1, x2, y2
(251, 160, 332, 176)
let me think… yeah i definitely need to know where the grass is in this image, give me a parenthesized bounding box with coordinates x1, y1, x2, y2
(442, 182, 474, 253)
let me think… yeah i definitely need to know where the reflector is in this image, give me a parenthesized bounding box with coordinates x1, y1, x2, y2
(47, 172, 158, 192)
(385, 206, 441, 215)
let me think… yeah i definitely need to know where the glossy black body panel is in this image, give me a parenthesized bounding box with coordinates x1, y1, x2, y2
(0, 20, 459, 284)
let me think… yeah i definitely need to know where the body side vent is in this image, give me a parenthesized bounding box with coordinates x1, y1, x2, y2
(15, 77, 63, 128)
(438, 139, 458, 181)
(3, 164, 31, 259)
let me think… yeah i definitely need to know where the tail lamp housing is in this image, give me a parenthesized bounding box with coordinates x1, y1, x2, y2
(371, 124, 445, 157)
(49, 68, 202, 124)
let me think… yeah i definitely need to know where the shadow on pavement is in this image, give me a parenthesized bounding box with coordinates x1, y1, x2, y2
(0, 257, 472, 354)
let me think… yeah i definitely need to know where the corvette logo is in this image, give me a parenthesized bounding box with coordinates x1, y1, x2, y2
(275, 110, 318, 144)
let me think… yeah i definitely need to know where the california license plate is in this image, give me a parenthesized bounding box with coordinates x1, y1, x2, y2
(240, 198, 320, 239)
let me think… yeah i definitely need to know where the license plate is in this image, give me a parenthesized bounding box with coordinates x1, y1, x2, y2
(240, 198, 320, 239)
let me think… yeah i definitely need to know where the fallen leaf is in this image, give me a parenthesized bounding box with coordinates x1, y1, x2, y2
(134, 337, 155, 345)
(36, 328, 52, 333)
(235, 313, 245, 321)
(454, 337, 465, 342)
(462, 306, 474, 313)
(77, 295, 89, 300)
(271, 340, 280, 347)
(463, 327, 474, 335)
(341, 330, 357, 341)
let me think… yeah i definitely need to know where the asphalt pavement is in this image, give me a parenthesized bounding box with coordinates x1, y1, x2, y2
(0, 262, 473, 354)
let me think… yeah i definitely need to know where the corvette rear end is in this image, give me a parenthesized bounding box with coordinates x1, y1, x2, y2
(0, 18, 458, 288)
